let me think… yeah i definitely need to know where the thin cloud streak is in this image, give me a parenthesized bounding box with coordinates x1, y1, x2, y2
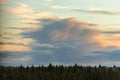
(73, 8, 120, 15)
(50, 5, 120, 15)
(101, 31, 120, 34)
(0, 44, 31, 51)
(4, 3, 54, 30)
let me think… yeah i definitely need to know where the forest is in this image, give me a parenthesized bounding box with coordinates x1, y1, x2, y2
(0, 64, 120, 80)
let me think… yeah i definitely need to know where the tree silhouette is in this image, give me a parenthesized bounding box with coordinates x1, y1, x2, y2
(0, 64, 120, 80)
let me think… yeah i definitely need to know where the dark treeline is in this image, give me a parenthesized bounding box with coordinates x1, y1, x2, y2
(0, 64, 120, 80)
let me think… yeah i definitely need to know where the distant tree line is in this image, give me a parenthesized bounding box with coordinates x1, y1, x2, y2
(0, 64, 120, 80)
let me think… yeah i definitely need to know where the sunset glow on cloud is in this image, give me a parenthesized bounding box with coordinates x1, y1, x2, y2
(0, 0, 120, 66)
(0, 44, 31, 51)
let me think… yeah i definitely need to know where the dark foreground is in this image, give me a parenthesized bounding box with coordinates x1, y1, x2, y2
(0, 64, 120, 80)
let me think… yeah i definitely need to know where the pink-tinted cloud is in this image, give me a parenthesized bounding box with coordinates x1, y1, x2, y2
(5, 4, 53, 19)
(2, 3, 120, 53)
(51, 17, 98, 42)
(1, 3, 55, 52)
(28, 17, 102, 56)
(0, 28, 35, 46)
(0, 44, 31, 51)
(100, 34, 120, 47)
(40, 17, 120, 51)
(4, 3, 54, 30)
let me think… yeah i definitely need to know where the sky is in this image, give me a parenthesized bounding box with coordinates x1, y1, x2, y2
(0, 0, 120, 66)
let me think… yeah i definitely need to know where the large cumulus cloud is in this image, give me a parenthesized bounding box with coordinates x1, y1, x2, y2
(24, 17, 102, 56)
(1, 3, 120, 66)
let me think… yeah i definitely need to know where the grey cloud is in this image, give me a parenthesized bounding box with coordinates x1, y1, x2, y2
(0, 51, 31, 65)
(21, 17, 102, 59)
(2, 17, 118, 66)
(1, 48, 120, 66)
(72, 9, 119, 15)
(0, 50, 108, 66)
(101, 31, 120, 34)
(25, 17, 98, 43)
(93, 49, 120, 61)
(50, 5, 120, 15)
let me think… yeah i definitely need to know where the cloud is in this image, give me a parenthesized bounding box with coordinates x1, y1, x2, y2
(50, 18, 98, 42)
(32, 43, 55, 48)
(0, 27, 35, 52)
(102, 31, 120, 34)
(0, 44, 31, 51)
(8, 3, 53, 19)
(101, 34, 120, 47)
(0, 52, 31, 65)
(4, 3, 54, 31)
(24, 16, 120, 56)
(24, 17, 103, 56)
(50, 5, 119, 15)
(1, 3, 120, 66)
(72, 8, 119, 15)
(93, 49, 120, 65)
(0, 32, 35, 45)
(1, 3, 55, 52)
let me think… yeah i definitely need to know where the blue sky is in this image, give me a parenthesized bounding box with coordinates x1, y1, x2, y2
(0, 0, 120, 66)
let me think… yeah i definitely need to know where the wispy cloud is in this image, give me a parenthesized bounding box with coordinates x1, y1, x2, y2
(1, 3, 55, 52)
(5, 3, 54, 30)
(73, 8, 119, 15)
(0, 44, 31, 51)
(32, 43, 55, 48)
(0, 31, 35, 45)
(102, 31, 120, 34)
(50, 5, 119, 15)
